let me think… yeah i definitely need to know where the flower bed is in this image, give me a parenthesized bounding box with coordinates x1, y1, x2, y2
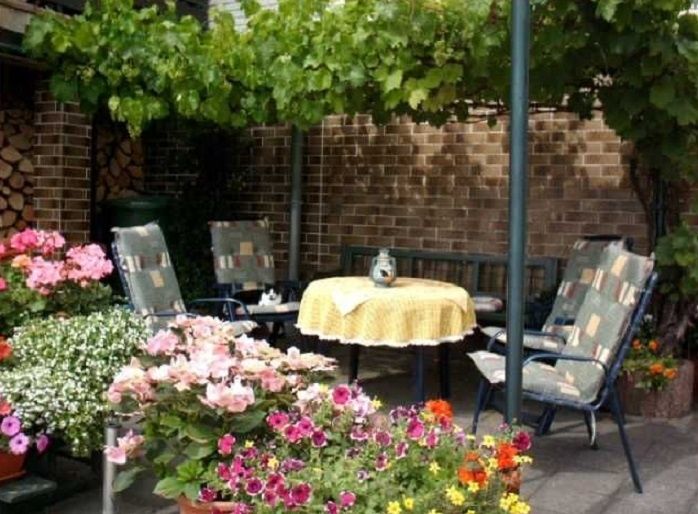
(107, 317, 532, 513)
(0, 229, 114, 337)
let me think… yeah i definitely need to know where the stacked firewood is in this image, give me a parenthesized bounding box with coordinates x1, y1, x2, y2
(0, 109, 34, 239)
(95, 123, 145, 201)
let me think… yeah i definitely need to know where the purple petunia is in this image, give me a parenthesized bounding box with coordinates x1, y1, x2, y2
(9, 433, 29, 455)
(1, 416, 21, 437)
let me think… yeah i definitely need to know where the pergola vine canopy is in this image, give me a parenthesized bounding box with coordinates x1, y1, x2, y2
(22, 0, 698, 179)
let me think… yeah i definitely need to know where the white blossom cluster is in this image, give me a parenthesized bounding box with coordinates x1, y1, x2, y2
(0, 307, 148, 456)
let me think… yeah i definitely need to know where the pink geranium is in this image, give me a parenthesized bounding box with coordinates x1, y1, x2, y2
(64, 244, 113, 286)
(9, 229, 38, 253)
(36, 231, 66, 255)
(201, 379, 255, 413)
(145, 331, 179, 356)
(25, 257, 64, 295)
(0, 277, 6, 292)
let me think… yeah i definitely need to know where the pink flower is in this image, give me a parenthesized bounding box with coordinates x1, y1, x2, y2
(311, 430, 327, 448)
(332, 385, 351, 406)
(218, 434, 236, 455)
(325, 501, 339, 514)
(375, 453, 389, 471)
(36, 231, 65, 255)
(349, 426, 368, 442)
(290, 483, 312, 505)
(259, 369, 286, 392)
(263, 490, 279, 507)
(25, 257, 64, 294)
(0, 277, 6, 292)
(513, 431, 532, 452)
(36, 434, 50, 454)
(64, 244, 113, 285)
(199, 487, 217, 503)
(283, 424, 303, 444)
(406, 419, 425, 440)
(425, 430, 439, 448)
(373, 430, 392, 447)
(1, 416, 21, 437)
(339, 491, 356, 508)
(266, 411, 290, 431)
(104, 446, 126, 465)
(245, 478, 265, 496)
(9, 433, 29, 455)
(9, 229, 38, 253)
(296, 416, 314, 437)
(201, 379, 255, 413)
(395, 441, 408, 459)
(145, 331, 179, 356)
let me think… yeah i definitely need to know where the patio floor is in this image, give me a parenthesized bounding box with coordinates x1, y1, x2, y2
(49, 338, 698, 514)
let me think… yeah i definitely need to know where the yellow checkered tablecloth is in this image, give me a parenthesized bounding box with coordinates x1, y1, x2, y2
(297, 276, 477, 347)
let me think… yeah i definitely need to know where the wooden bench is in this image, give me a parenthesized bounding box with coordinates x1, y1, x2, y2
(339, 245, 559, 327)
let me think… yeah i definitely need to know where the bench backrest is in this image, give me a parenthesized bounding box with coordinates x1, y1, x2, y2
(340, 245, 558, 300)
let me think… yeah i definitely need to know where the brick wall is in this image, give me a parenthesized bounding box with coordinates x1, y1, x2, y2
(32, 82, 92, 243)
(227, 111, 648, 277)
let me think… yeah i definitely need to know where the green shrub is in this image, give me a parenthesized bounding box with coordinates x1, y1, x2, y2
(0, 307, 148, 456)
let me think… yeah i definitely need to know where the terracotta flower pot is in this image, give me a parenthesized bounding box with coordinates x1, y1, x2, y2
(177, 496, 238, 514)
(618, 359, 695, 418)
(0, 451, 26, 483)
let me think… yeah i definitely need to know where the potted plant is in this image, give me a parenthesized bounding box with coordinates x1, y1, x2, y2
(619, 317, 694, 418)
(0, 228, 114, 337)
(106, 316, 533, 514)
(0, 405, 50, 482)
(0, 308, 148, 456)
(105, 316, 336, 504)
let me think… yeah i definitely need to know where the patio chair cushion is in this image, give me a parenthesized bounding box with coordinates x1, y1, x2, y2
(210, 220, 276, 291)
(480, 326, 565, 353)
(556, 246, 654, 402)
(473, 295, 504, 313)
(542, 238, 624, 334)
(469, 351, 583, 402)
(112, 223, 186, 320)
(236, 301, 301, 316)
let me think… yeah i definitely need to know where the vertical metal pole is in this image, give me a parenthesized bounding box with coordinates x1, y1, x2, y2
(288, 126, 304, 281)
(505, 0, 531, 424)
(102, 421, 118, 514)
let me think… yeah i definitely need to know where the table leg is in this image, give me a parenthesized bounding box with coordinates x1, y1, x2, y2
(438, 343, 451, 399)
(413, 347, 425, 404)
(349, 344, 360, 384)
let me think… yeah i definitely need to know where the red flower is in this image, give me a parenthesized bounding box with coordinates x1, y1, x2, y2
(0, 339, 12, 362)
(425, 399, 454, 422)
(0, 401, 12, 416)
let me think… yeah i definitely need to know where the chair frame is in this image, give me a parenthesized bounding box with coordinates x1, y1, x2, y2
(472, 272, 659, 494)
(111, 240, 246, 324)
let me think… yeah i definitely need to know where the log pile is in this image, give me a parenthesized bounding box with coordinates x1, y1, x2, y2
(0, 108, 35, 239)
(95, 123, 145, 201)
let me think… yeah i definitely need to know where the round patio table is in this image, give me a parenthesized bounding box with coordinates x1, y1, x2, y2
(297, 276, 477, 401)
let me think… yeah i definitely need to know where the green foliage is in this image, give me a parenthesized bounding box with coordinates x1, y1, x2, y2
(0, 308, 148, 456)
(23, 0, 698, 183)
(656, 223, 698, 298)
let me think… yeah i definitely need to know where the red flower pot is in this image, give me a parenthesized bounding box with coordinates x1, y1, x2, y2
(0, 451, 26, 483)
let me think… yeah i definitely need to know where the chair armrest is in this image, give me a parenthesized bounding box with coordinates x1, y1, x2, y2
(486, 329, 567, 352)
(523, 353, 609, 377)
(188, 298, 250, 320)
(144, 311, 195, 319)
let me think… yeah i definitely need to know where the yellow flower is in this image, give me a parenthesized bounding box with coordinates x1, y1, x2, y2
(387, 501, 402, 514)
(466, 511, 476, 514)
(429, 461, 441, 475)
(371, 398, 383, 409)
(487, 457, 498, 470)
(467, 481, 480, 493)
(427, 510, 442, 514)
(244, 440, 254, 448)
(482, 435, 496, 448)
(500, 493, 521, 512)
(403, 497, 414, 510)
(318, 384, 329, 393)
(511, 502, 531, 514)
(514, 455, 533, 465)
(466, 434, 476, 441)
(267, 456, 279, 470)
(445, 486, 465, 506)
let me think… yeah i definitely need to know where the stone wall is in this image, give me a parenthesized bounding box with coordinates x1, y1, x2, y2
(225, 111, 649, 277)
(0, 105, 34, 239)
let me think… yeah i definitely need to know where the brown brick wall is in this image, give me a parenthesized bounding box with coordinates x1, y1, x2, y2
(228, 111, 648, 277)
(33, 83, 92, 243)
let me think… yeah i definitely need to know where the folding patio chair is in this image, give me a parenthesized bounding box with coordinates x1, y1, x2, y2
(209, 220, 301, 343)
(469, 245, 657, 493)
(112, 222, 257, 334)
(481, 235, 631, 354)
